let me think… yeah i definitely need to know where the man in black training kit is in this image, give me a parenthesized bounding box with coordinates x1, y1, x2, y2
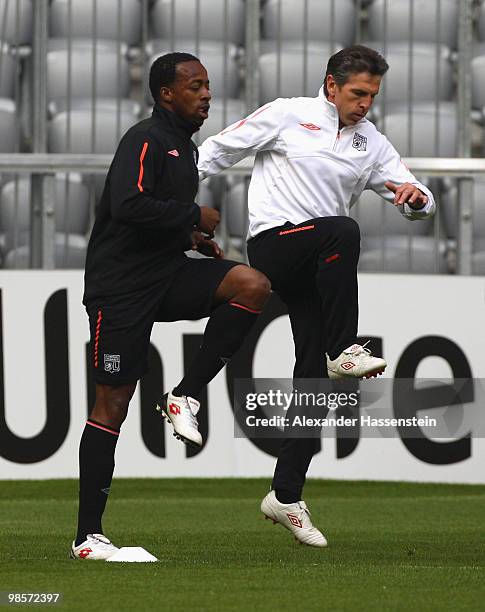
(199, 45, 435, 547)
(71, 53, 270, 561)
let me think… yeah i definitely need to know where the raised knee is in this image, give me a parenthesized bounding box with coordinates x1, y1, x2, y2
(241, 269, 271, 301)
(338, 216, 360, 242)
(92, 384, 134, 429)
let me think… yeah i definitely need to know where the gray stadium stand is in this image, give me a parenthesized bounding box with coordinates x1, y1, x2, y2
(367, 0, 458, 48)
(220, 178, 248, 254)
(0, 174, 90, 267)
(263, 0, 356, 47)
(365, 42, 454, 104)
(377, 102, 457, 157)
(0, 44, 17, 99)
(46, 42, 131, 105)
(49, 97, 141, 118)
(471, 55, 485, 110)
(146, 40, 241, 100)
(442, 179, 485, 275)
(4, 234, 88, 269)
(0, 0, 32, 45)
(352, 189, 446, 274)
(196, 179, 214, 209)
(49, 0, 141, 46)
(0, 97, 18, 151)
(196, 98, 245, 143)
(0, 174, 89, 241)
(48, 108, 138, 153)
(258, 42, 342, 104)
(477, 0, 485, 42)
(151, 0, 245, 46)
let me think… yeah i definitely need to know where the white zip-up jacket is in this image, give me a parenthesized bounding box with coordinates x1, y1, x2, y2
(198, 86, 435, 238)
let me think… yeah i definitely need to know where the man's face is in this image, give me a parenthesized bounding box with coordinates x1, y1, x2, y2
(326, 72, 382, 127)
(161, 60, 211, 127)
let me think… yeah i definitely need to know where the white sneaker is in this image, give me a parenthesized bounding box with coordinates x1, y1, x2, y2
(70, 534, 119, 561)
(327, 341, 387, 380)
(156, 391, 202, 447)
(261, 490, 327, 547)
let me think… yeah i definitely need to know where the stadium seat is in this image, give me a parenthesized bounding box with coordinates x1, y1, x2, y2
(196, 179, 214, 209)
(196, 98, 245, 144)
(471, 55, 485, 110)
(364, 42, 454, 103)
(263, 0, 356, 47)
(48, 108, 138, 202)
(477, 1, 485, 42)
(3, 234, 88, 269)
(48, 108, 138, 153)
(351, 189, 446, 274)
(0, 98, 19, 151)
(0, 174, 90, 254)
(442, 179, 485, 275)
(0, 44, 17, 99)
(367, 0, 458, 48)
(258, 42, 342, 104)
(221, 178, 248, 254)
(0, 0, 32, 45)
(151, 0, 245, 46)
(146, 40, 241, 99)
(46, 43, 131, 105)
(48, 97, 141, 118)
(377, 102, 457, 157)
(49, 0, 142, 46)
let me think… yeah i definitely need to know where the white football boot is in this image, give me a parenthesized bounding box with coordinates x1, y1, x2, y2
(261, 490, 327, 547)
(156, 391, 202, 447)
(70, 534, 119, 560)
(326, 341, 387, 380)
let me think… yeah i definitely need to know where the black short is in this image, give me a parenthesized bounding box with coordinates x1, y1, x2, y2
(86, 257, 241, 385)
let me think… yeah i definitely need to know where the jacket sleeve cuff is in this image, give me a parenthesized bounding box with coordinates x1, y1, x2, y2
(192, 203, 201, 226)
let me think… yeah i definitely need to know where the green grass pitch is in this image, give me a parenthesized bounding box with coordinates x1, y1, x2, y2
(1, 478, 484, 611)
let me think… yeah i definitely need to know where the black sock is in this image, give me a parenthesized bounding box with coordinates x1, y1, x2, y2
(75, 419, 119, 547)
(275, 489, 300, 504)
(173, 301, 261, 400)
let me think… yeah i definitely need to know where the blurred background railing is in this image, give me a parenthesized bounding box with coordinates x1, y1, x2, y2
(0, 0, 482, 274)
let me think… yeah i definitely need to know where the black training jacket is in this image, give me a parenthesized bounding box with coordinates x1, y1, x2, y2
(83, 104, 201, 302)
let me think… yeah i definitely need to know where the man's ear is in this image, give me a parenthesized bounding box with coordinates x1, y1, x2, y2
(326, 75, 336, 97)
(160, 86, 173, 103)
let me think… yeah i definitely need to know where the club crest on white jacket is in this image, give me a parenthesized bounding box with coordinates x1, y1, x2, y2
(198, 86, 435, 239)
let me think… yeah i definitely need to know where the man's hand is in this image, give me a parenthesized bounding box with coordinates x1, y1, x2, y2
(198, 206, 220, 237)
(384, 181, 428, 210)
(191, 230, 224, 259)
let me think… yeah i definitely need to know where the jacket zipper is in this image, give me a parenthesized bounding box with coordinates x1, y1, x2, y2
(333, 130, 341, 151)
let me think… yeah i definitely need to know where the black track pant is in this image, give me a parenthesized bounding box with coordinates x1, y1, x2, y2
(247, 216, 361, 499)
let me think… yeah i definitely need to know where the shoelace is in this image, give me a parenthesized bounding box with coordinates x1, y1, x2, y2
(292, 503, 312, 526)
(348, 340, 372, 356)
(184, 402, 199, 429)
(88, 534, 112, 547)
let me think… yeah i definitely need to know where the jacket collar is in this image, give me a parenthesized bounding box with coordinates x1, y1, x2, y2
(152, 103, 199, 137)
(317, 85, 366, 127)
(318, 85, 339, 121)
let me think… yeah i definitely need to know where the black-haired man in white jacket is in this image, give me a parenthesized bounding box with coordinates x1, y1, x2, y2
(198, 46, 435, 547)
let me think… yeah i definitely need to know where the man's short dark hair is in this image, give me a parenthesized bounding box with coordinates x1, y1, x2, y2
(149, 52, 200, 103)
(323, 45, 389, 96)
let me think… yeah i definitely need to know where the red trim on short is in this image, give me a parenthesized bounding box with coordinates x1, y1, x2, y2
(229, 302, 262, 315)
(137, 141, 149, 192)
(94, 310, 102, 369)
(279, 225, 315, 236)
(86, 420, 120, 436)
(325, 253, 341, 264)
